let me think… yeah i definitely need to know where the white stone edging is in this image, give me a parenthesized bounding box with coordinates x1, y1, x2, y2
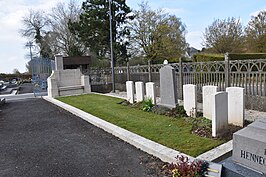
(196, 140, 232, 161)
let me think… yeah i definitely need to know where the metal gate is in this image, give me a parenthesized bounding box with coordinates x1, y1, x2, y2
(30, 57, 55, 96)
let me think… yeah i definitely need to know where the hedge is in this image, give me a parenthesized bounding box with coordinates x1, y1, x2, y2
(193, 53, 266, 62)
(228, 53, 266, 60)
(192, 53, 224, 62)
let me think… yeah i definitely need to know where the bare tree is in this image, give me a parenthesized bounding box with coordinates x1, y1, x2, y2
(49, 0, 87, 56)
(20, 1, 87, 58)
(245, 10, 266, 52)
(203, 17, 244, 53)
(20, 9, 49, 43)
(129, 2, 186, 63)
(20, 9, 52, 58)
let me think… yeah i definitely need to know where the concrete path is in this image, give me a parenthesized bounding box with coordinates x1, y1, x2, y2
(0, 98, 166, 177)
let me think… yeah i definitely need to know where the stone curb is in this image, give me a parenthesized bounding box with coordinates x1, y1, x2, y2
(43, 94, 232, 164)
(196, 140, 232, 162)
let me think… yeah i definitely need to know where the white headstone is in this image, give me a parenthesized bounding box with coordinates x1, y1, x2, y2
(203, 85, 218, 120)
(135, 81, 144, 102)
(183, 84, 197, 117)
(126, 81, 134, 104)
(55, 54, 64, 70)
(226, 87, 245, 127)
(212, 92, 228, 137)
(145, 82, 156, 104)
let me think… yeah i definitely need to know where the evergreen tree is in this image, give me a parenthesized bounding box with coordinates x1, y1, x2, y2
(69, 0, 133, 65)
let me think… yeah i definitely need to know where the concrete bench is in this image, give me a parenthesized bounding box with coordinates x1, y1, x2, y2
(47, 69, 91, 98)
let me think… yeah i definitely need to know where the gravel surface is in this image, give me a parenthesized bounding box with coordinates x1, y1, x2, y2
(0, 98, 167, 177)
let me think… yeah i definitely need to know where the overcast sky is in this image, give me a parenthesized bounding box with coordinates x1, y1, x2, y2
(0, 0, 265, 73)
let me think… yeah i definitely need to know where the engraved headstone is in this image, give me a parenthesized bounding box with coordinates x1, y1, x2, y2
(233, 118, 266, 174)
(159, 65, 177, 108)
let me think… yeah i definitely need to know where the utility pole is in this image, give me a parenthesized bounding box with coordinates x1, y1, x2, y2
(25, 41, 34, 78)
(109, 0, 115, 93)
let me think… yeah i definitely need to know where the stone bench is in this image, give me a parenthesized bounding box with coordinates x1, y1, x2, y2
(47, 69, 91, 98)
(58, 85, 85, 96)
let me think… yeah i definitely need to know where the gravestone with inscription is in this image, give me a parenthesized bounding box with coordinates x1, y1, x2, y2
(159, 65, 178, 108)
(233, 118, 266, 174)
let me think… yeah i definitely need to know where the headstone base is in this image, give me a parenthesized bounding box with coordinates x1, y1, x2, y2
(221, 157, 265, 177)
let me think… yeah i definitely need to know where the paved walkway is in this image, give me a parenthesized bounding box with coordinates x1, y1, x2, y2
(0, 98, 166, 177)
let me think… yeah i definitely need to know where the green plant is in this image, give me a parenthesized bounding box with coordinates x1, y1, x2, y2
(142, 98, 154, 112)
(165, 155, 209, 177)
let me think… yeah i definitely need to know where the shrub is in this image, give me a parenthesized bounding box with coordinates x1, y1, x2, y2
(164, 155, 209, 177)
(142, 98, 154, 112)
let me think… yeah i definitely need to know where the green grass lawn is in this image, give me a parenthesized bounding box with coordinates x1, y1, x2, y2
(57, 94, 225, 157)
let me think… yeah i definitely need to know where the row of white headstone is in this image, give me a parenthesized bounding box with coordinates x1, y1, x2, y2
(126, 81, 245, 138)
(183, 84, 245, 137)
(126, 81, 156, 104)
